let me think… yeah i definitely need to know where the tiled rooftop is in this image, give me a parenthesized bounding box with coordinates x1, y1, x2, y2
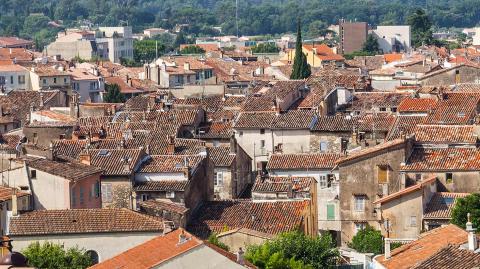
(423, 192, 469, 219)
(267, 153, 342, 170)
(402, 148, 480, 171)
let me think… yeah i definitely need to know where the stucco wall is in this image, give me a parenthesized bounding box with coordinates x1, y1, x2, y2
(10, 232, 161, 262)
(420, 65, 480, 86)
(218, 232, 269, 251)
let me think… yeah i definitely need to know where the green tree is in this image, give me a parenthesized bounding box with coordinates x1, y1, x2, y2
(290, 20, 311, 80)
(207, 233, 229, 251)
(245, 231, 338, 269)
(134, 39, 165, 63)
(180, 45, 206, 54)
(348, 225, 383, 255)
(362, 34, 380, 54)
(407, 9, 433, 47)
(104, 84, 126, 103)
(251, 43, 280, 53)
(174, 31, 187, 48)
(451, 193, 480, 229)
(23, 242, 92, 269)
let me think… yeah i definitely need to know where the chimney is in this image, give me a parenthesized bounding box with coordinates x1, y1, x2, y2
(11, 189, 18, 217)
(229, 135, 237, 154)
(236, 248, 245, 265)
(79, 151, 91, 165)
(146, 144, 150, 155)
(466, 213, 478, 251)
(122, 157, 130, 172)
(39, 92, 44, 108)
(182, 157, 191, 178)
(178, 230, 188, 244)
(167, 136, 175, 154)
(184, 62, 190, 71)
(384, 238, 392, 259)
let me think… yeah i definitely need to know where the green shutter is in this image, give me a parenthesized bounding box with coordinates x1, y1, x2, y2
(327, 204, 335, 220)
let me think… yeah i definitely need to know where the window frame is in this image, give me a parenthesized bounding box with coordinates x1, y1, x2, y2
(353, 195, 366, 212)
(166, 191, 175, 198)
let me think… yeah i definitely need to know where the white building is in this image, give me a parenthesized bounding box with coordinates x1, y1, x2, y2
(97, 27, 134, 63)
(68, 64, 104, 102)
(0, 64, 30, 93)
(372, 26, 411, 53)
(473, 27, 480, 46)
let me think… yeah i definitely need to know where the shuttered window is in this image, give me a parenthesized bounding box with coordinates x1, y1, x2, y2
(327, 204, 335, 220)
(378, 165, 388, 183)
(102, 183, 113, 203)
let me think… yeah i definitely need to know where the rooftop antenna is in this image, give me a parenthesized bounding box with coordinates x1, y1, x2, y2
(236, 0, 239, 38)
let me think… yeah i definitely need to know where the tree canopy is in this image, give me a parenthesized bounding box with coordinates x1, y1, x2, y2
(245, 231, 339, 269)
(104, 83, 126, 103)
(451, 193, 480, 229)
(362, 34, 380, 54)
(348, 225, 384, 255)
(22, 241, 92, 269)
(251, 43, 280, 53)
(290, 20, 311, 80)
(180, 45, 206, 54)
(407, 9, 433, 47)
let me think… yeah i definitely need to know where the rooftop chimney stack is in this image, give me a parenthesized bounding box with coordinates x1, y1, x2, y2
(11, 189, 18, 217)
(167, 136, 175, 155)
(79, 151, 91, 165)
(466, 213, 478, 251)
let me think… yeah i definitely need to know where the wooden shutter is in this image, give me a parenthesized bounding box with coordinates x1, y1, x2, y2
(378, 165, 388, 183)
(327, 204, 335, 220)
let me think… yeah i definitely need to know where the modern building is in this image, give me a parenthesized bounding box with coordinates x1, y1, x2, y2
(46, 31, 97, 61)
(372, 26, 411, 53)
(97, 27, 134, 63)
(339, 21, 368, 54)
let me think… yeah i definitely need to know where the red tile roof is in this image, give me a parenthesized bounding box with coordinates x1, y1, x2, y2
(26, 158, 103, 181)
(387, 116, 426, 140)
(375, 224, 469, 269)
(82, 149, 144, 176)
(410, 244, 480, 269)
(337, 138, 406, 165)
(402, 148, 480, 171)
(209, 146, 236, 167)
(267, 153, 342, 170)
(9, 208, 164, 236)
(425, 93, 480, 125)
(188, 200, 308, 238)
(398, 98, 438, 113)
(252, 176, 313, 194)
(138, 155, 204, 173)
(374, 177, 436, 204)
(303, 44, 345, 61)
(413, 125, 478, 144)
(133, 180, 189, 192)
(423, 192, 469, 220)
(90, 229, 202, 269)
(0, 37, 33, 47)
(0, 186, 29, 202)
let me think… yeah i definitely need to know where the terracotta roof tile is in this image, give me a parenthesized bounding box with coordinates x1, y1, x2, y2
(312, 115, 355, 132)
(413, 125, 478, 144)
(209, 146, 236, 167)
(139, 199, 188, 214)
(90, 229, 203, 269)
(423, 192, 469, 219)
(81, 149, 144, 176)
(347, 92, 409, 112)
(138, 155, 203, 173)
(188, 200, 308, 238)
(9, 208, 164, 236)
(234, 112, 276, 129)
(374, 177, 437, 204)
(271, 110, 317, 129)
(410, 244, 480, 269)
(375, 224, 469, 269)
(337, 138, 405, 165)
(133, 181, 189, 192)
(402, 148, 480, 171)
(267, 153, 342, 170)
(398, 98, 438, 112)
(387, 116, 426, 140)
(425, 93, 480, 125)
(252, 176, 313, 193)
(26, 158, 102, 181)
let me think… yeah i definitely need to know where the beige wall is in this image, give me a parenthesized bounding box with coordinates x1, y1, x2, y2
(11, 232, 161, 262)
(218, 231, 270, 251)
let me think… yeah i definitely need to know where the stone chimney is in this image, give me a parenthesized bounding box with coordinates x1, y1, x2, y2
(79, 151, 91, 165)
(236, 248, 245, 265)
(229, 135, 237, 154)
(122, 157, 130, 172)
(466, 213, 478, 251)
(182, 157, 191, 179)
(167, 136, 175, 154)
(11, 188, 18, 217)
(178, 230, 188, 244)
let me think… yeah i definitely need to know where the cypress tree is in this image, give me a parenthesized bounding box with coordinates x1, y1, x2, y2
(290, 19, 311, 79)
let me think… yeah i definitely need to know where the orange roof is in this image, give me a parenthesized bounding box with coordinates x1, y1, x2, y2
(374, 177, 436, 204)
(303, 44, 345, 61)
(375, 224, 469, 269)
(90, 229, 203, 269)
(336, 138, 406, 165)
(384, 53, 403, 63)
(0, 64, 27, 72)
(398, 98, 438, 112)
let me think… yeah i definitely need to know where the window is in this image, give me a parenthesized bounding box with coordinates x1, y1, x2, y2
(415, 174, 422, 181)
(18, 75, 25, 84)
(101, 183, 113, 203)
(141, 194, 150, 201)
(379, 107, 387, 112)
(446, 173, 453, 184)
(320, 141, 327, 152)
(0, 76, 5, 85)
(327, 204, 335, 220)
(377, 165, 388, 184)
(79, 186, 84, 204)
(391, 107, 397, 112)
(353, 195, 366, 212)
(71, 187, 76, 206)
(10, 76, 13, 84)
(53, 78, 57, 84)
(30, 169, 36, 179)
(85, 250, 99, 265)
(214, 172, 223, 186)
(354, 222, 366, 234)
(409, 216, 417, 227)
(239, 131, 243, 137)
(319, 175, 328, 189)
(260, 140, 265, 148)
(94, 181, 100, 198)
(42, 79, 47, 85)
(260, 129, 265, 134)
(166, 191, 175, 198)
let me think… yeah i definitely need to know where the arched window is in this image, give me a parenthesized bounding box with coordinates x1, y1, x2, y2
(85, 250, 99, 264)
